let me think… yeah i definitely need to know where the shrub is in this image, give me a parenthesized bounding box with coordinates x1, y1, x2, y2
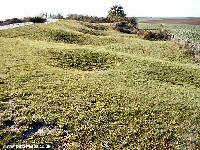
(142, 30, 171, 41)
(115, 21, 138, 34)
(23, 17, 46, 23)
(0, 18, 23, 26)
(7, 18, 23, 24)
(0, 21, 4, 26)
(115, 21, 132, 34)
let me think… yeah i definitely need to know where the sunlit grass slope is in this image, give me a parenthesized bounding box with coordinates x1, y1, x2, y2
(0, 20, 200, 149)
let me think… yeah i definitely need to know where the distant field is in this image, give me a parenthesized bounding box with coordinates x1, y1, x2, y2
(140, 23, 200, 44)
(0, 20, 200, 149)
(140, 18, 200, 25)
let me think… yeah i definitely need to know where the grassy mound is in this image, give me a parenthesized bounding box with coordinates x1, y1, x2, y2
(0, 20, 120, 45)
(0, 20, 200, 149)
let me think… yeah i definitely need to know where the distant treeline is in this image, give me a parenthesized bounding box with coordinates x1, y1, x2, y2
(66, 14, 107, 23)
(0, 17, 46, 26)
(66, 14, 137, 24)
(0, 13, 137, 26)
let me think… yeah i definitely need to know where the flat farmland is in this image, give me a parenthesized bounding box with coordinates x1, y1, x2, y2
(140, 18, 200, 25)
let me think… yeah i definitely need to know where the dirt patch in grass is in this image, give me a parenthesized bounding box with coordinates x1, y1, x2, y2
(22, 121, 45, 140)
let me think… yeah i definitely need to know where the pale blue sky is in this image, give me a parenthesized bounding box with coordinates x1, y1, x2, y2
(0, 0, 199, 20)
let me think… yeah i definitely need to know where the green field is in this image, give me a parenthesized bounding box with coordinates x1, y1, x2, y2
(140, 23, 200, 44)
(0, 20, 200, 149)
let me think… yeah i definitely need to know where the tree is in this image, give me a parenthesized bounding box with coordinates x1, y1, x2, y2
(107, 5, 126, 22)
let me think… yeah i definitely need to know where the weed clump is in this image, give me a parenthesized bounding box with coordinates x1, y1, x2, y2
(0, 18, 23, 26)
(23, 17, 46, 23)
(115, 21, 136, 34)
(138, 29, 171, 41)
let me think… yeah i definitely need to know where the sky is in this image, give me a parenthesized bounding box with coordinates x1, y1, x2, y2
(0, 0, 199, 20)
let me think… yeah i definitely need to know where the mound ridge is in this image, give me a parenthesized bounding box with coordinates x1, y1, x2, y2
(0, 20, 122, 45)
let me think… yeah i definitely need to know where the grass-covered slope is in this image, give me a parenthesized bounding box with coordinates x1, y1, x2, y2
(0, 20, 200, 149)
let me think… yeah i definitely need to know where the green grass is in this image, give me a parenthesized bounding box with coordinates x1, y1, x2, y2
(0, 20, 200, 149)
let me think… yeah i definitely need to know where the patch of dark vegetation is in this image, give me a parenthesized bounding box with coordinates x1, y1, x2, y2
(0, 120, 15, 130)
(0, 81, 5, 84)
(77, 23, 108, 36)
(62, 124, 69, 136)
(0, 17, 46, 26)
(78, 28, 105, 36)
(115, 21, 137, 34)
(146, 64, 200, 87)
(50, 30, 87, 44)
(49, 49, 119, 71)
(114, 16, 138, 34)
(0, 99, 13, 112)
(0, 103, 7, 111)
(185, 50, 199, 62)
(18, 120, 28, 127)
(3, 120, 15, 128)
(183, 48, 196, 58)
(0, 135, 4, 140)
(84, 23, 108, 31)
(138, 29, 171, 41)
(46, 118, 58, 129)
(0, 18, 23, 26)
(0, 93, 11, 102)
(23, 17, 46, 23)
(22, 121, 45, 140)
